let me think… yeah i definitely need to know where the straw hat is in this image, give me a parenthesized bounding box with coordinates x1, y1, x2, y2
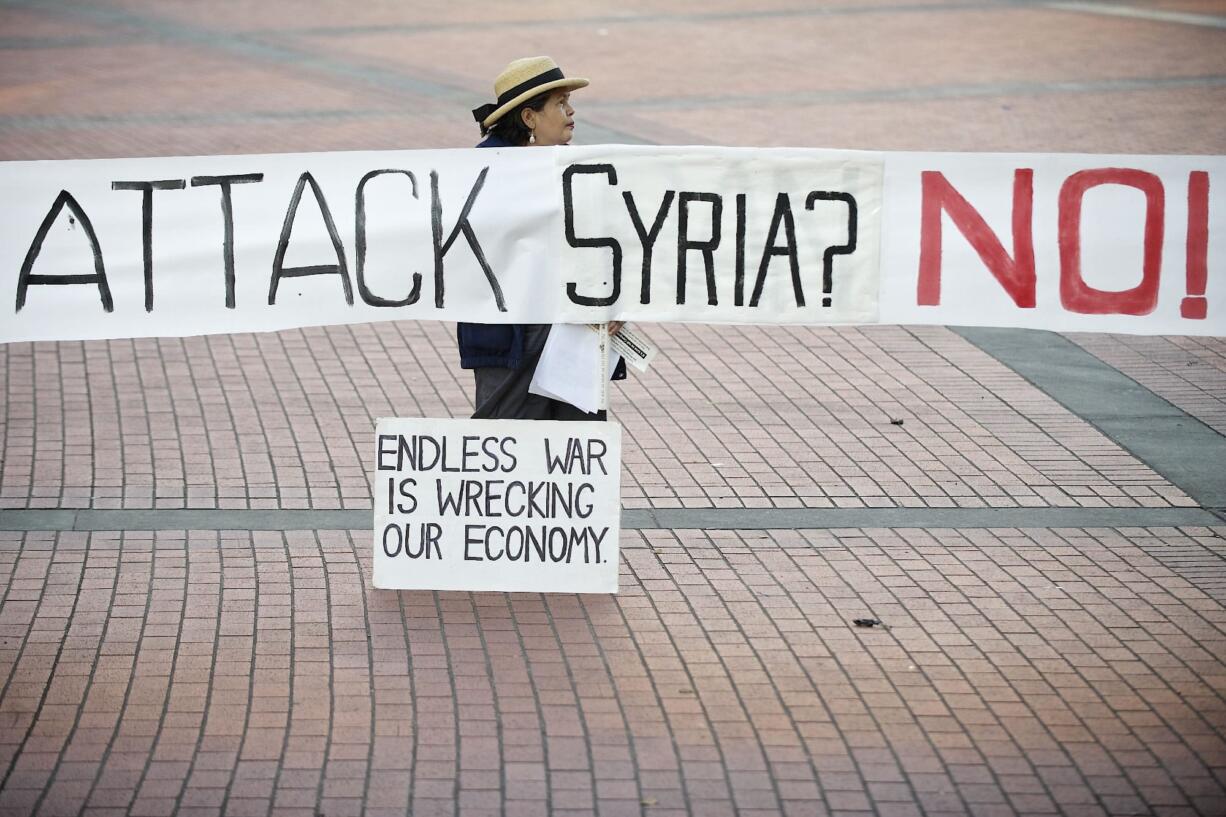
(472, 56, 589, 129)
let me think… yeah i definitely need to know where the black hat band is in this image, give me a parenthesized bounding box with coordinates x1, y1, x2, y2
(471, 67, 567, 123)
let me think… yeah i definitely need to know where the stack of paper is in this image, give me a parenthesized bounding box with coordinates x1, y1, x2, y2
(528, 324, 620, 413)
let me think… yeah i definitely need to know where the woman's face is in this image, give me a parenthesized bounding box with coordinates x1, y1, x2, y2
(523, 91, 575, 146)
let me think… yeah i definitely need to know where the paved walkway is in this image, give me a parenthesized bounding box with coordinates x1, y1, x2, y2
(1, 1, 1225, 815)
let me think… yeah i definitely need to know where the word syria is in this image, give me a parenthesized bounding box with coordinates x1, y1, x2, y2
(372, 419, 621, 594)
(562, 163, 858, 308)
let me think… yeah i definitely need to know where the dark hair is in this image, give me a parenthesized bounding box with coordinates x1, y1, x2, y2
(481, 90, 552, 145)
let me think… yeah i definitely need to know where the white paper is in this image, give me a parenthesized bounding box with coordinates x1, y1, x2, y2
(529, 323, 606, 413)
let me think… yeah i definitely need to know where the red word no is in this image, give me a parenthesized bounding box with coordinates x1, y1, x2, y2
(917, 167, 1209, 318)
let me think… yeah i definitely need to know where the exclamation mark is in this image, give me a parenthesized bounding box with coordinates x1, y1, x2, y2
(1182, 171, 1209, 320)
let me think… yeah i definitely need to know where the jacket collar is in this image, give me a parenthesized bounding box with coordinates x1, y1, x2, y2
(477, 134, 516, 148)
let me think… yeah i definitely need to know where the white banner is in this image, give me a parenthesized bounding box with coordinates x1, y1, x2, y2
(2, 146, 1222, 341)
(372, 418, 621, 593)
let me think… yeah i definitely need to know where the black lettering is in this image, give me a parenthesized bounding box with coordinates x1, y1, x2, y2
(586, 438, 608, 476)
(505, 527, 525, 561)
(377, 434, 399, 470)
(355, 169, 422, 307)
(550, 483, 573, 517)
(750, 193, 802, 307)
(624, 190, 674, 304)
(562, 163, 622, 306)
(592, 527, 607, 563)
(382, 523, 403, 557)
(676, 192, 722, 306)
(464, 480, 483, 516)
(404, 524, 425, 558)
(396, 478, 417, 514)
(485, 526, 504, 561)
(417, 436, 441, 470)
(567, 438, 586, 475)
(527, 525, 546, 562)
(16, 190, 113, 313)
(527, 481, 548, 517)
(505, 481, 526, 517)
(190, 173, 264, 309)
(575, 483, 594, 519)
(566, 527, 585, 563)
(439, 436, 461, 472)
(431, 167, 502, 310)
(464, 525, 483, 561)
(481, 436, 500, 472)
(549, 528, 568, 562)
(500, 437, 518, 472)
(269, 172, 353, 305)
(484, 480, 504, 517)
(425, 523, 442, 559)
(398, 435, 415, 470)
(112, 179, 186, 312)
(806, 191, 858, 308)
(543, 438, 568, 474)
(734, 193, 747, 306)
(437, 481, 463, 516)
(461, 435, 480, 472)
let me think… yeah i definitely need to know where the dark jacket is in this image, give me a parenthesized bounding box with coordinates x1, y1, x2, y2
(456, 135, 625, 379)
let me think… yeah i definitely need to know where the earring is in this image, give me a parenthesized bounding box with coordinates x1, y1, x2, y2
(528, 129, 536, 145)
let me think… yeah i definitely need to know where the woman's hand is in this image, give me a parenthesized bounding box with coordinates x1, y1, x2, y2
(607, 321, 625, 336)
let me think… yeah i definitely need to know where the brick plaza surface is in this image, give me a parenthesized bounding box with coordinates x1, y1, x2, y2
(2, 528, 1225, 817)
(0, 325, 1201, 512)
(2, 0, 1226, 815)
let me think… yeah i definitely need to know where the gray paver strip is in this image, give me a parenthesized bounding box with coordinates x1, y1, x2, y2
(1070, 333, 1226, 438)
(958, 328, 1226, 510)
(0, 506, 1221, 531)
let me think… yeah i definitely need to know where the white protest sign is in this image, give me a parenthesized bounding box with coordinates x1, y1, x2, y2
(373, 418, 621, 593)
(2, 145, 1223, 341)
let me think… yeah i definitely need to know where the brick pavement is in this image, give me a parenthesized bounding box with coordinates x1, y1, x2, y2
(0, 324, 1202, 513)
(2, 0, 1225, 815)
(2, 528, 1225, 816)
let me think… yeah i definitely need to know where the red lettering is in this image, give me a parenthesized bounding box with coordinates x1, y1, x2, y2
(917, 169, 1035, 307)
(1182, 171, 1209, 320)
(1059, 168, 1164, 316)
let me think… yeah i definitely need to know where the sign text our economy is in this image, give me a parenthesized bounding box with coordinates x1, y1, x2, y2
(372, 417, 621, 594)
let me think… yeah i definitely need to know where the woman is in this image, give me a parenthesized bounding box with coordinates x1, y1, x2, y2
(458, 56, 625, 420)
